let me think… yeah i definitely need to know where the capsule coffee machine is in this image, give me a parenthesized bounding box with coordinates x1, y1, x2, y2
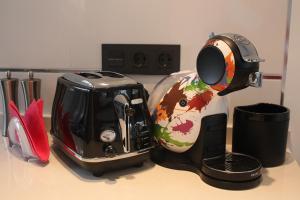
(148, 33, 264, 190)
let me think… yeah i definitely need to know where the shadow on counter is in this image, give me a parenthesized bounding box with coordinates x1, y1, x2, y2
(260, 151, 295, 187)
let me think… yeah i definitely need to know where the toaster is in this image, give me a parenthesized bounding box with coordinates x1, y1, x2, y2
(51, 71, 153, 176)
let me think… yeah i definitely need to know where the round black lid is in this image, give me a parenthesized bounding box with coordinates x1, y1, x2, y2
(197, 46, 226, 85)
(234, 103, 290, 122)
(200, 153, 262, 190)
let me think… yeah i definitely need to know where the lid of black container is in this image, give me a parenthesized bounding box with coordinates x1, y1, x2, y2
(234, 103, 290, 122)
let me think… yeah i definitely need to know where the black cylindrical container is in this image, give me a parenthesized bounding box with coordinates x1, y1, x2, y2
(232, 103, 290, 167)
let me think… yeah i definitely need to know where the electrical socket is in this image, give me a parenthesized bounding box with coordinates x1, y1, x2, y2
(102, 44, 180, 75)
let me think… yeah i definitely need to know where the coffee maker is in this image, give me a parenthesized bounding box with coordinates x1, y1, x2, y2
(148, 33, 264, 189)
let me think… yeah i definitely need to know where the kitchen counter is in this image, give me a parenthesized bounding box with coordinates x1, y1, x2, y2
(0, 136, 300, 200)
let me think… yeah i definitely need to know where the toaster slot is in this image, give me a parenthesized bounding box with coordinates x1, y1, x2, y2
(78, 72, 102, 79)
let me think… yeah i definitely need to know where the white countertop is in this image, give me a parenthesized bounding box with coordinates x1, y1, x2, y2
(1, 136, 300, 200)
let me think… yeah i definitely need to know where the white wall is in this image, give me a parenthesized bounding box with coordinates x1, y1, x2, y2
(0, 0, 286, 123)
(285, 0, 300, 163)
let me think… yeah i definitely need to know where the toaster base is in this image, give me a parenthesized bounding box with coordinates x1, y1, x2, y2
(76, 152, 150, 177)
(53, 138, 151, 176)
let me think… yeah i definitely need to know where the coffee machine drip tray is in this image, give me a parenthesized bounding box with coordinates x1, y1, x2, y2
(151, 149, 262, 190)
(200, 153, 262, 190)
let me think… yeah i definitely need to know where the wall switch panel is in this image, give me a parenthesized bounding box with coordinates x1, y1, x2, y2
(102, 44, 180, 75)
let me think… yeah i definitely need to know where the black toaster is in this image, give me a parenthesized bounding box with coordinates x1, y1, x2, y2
(51, 71, 153, 175)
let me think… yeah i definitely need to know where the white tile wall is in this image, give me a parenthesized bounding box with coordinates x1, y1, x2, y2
(284, 0, 300, 162)
(0, 0, 286, 124)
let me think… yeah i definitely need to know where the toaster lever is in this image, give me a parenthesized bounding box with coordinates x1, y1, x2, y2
(114, 94, 132, 153)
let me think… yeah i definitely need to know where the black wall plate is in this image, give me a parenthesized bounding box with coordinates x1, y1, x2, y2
(102, 44, 180, 75)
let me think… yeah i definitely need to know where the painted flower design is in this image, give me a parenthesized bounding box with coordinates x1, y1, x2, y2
(156, 105, 168, 121)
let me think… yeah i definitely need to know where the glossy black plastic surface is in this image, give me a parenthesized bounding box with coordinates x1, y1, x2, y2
(201, 153, 262, 182)
(53, 145, 150, 176)
(102, 44, 180, 75)
(196, 35, 260, 96)
(51, 75, 153, 158)
(197, 46, 226, 85)
(232, 103, 290, 167)
(200, 172, 261, 190)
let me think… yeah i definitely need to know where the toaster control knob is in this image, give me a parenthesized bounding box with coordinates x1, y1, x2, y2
(104, 145, 116, 158)
(100, 130, 116, 143)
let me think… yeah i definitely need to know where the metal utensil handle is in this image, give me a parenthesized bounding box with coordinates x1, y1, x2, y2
(21, 71, 41, 108)
(0, 71, 19, 136)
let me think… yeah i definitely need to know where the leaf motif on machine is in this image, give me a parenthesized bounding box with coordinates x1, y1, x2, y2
(172, 120, 193, 135)
(153, 124, 194, 147)
(184, 79, 209, 92)
(187, 90, 213, 112)
(160, 81, 187, 120)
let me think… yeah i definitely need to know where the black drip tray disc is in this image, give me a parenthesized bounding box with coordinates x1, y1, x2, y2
(200, 153, 262, 190)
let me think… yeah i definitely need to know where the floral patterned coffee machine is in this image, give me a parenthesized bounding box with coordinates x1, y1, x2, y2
(148, 33, 264, 190)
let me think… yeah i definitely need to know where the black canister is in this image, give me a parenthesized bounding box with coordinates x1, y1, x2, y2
(232, 103, 290, 167)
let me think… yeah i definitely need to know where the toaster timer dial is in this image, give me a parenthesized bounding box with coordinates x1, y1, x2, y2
(100, 130, 117, 143)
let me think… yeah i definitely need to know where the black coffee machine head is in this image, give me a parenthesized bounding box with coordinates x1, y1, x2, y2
(197, 33, 264, 95)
